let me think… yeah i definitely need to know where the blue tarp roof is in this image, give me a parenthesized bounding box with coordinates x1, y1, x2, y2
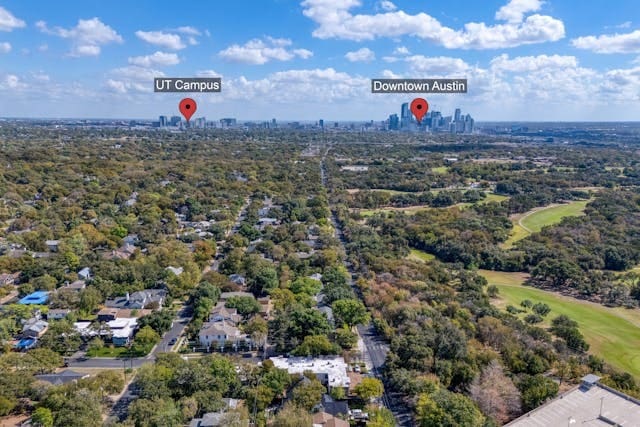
(15, 338, 36, 349)
(18, 291, 49, 305)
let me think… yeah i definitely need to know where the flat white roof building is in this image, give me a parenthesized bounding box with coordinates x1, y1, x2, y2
(507, 375, 640, 427)
(269, 356, 350, 390)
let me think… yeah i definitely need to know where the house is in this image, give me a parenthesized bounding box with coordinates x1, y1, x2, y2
(269, 356, 350, 392)
(227, 274, 246, 287)
(35, 370, 90, 386)
(209, 303, 242, 325)
(108, 318, 138, 346)
(63, 280, 86, 292)
(45, 240, 60, 252)
(105, 289, 166, 310)
(97, 308, 119, 322)
(14, 337, 37, 351)
(73, 322, 95, 339)
(198, 321, 249, 349)
(317, 394, 349, 419)
(257, 296, 272, 319)
(166, 266, 184, 276)
(47, 309, 71, 320)
(105, 244, 136, 260)
(18, 291, 49, 305)
(78, 267, 91, 280)
(312, 412, 349, 427)
(506, 374, 640, 426)
(22, 318, 48, 338)
(122, 234, 139, 246)
(188, 399, 243, 427)
(0, 272, 20, 286)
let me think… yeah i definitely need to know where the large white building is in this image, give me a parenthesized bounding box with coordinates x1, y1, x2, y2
(269, 356, 350, 391)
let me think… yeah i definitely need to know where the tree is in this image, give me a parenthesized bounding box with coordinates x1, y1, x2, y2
(127, 397, 183, 427)
(0, 396, 16, 416)
(532, 302, 551, 317)
(366, 405, 395, 427)
(469, 360, 521, 424)
(519, 375, 559, 411)
(135, 326, 161, 347)
(78, 287, 102, 313)
(291, 378, 325, 410)
(137, 310, 175, 335)
(292, 335, 339, 356)
(94, 370, 125, 394)
(289, 277, 322, 296)
(272, 403, 312, 427)
(243, 316, 268, 350)
(550, 315, 589, 352)
(332, 298, 370, 328)
(355, 377, 384, 402)
(225, 296, 260, 317)
(39, 320, 82, 355)
(250, 266, 278, 295)
(334, 328, 358, 349)
(31, 407, 54, 427)
(416, 389, 485, 427)
(50, 389, 102, 427)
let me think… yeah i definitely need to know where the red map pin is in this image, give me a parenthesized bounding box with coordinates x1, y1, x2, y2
(410, 98, 429, 124)
(179, 98, 197, 122)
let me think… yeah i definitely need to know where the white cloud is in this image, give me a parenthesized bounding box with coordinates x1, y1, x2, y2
(106, 66, 165, 94)
(175, 26, 201, 36)
(572, 30, 640, 54)
(0, 7, 25, 32)
(0, 42, 10, 53)
(135, 30, 185, 50)
(495, 0, 543, 24)
(490, 53, 578, 72)
(223, 68, 368, 103)
(393, 46, 410, 55)
(219, 37, 313, 64)
(188, 36, 198, 46)
(5, 74, 20, 88)
(300, 0, 564, 49)
(31, 72, 50, 82)
(128, 51, 180, 67)
(37, 18, 123, 56)
(196, 70, 222, 78)
(381, 69, 401, 78)
(378, 1, 397, 12)
(405, 55, 470, 74)
(345, 47, 375, 62)
(38, 44, 48, 52)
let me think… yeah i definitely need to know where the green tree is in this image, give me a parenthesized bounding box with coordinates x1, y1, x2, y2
(366, 405, 395, 427)
(291, 377, 325, 410)
(416, 389, 485, 427)
(289, 277, 322, 296)
(272, 403, 312, 427)
(78, 287, 102, 313)
(225, 296, 261, 317)
(292, 335, 339, 356)
(135, 326, 161, 347)
(31, 407, 54, 427)
(127, 397, 183, 427)
(519, 375, 559, 411)
(332, 299, 370, 328)
(355, 377, 384, 402)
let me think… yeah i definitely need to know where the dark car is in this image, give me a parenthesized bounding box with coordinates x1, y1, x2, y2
(169, 338, 177, 345)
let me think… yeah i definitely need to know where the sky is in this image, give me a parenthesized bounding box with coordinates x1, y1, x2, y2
(0, 0, 639, 121)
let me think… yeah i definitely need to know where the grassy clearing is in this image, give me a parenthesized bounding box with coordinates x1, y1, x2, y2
(432, 166, 449, 174)
(479, 269, 640, 378)
(407, 249, 436, 263)
(356, 193, 508, 217)
(502, 200, 589, 248)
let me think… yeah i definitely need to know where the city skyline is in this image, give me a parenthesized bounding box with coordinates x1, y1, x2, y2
(0, 1, 640, 120)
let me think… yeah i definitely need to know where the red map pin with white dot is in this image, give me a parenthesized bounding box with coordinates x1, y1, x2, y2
(179, 98, 197, 122)
(410, 98, 429, 124)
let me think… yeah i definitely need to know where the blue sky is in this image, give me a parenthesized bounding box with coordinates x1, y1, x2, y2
(0, 0, 639, 120)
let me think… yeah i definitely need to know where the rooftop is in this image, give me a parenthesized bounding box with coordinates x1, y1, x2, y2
(506, 376, 640, 427)
(269, 356, 350, 389)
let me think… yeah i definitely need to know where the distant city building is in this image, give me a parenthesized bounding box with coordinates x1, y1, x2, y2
(319, 119, 324, 129)
(220, 118, 237, 128)
(388, 113, 399, 130)
(159, 115, 168, 127)
(170, 116, 181, 126)
(393, 103, 474, 134)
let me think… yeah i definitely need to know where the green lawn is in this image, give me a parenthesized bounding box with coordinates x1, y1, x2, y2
(431, 166, 449, 174)
(479, 270, 640, 378)
(357, 193, 508, 217)
(87, 343, 153, 358)
(520, 200, 589, 233)
(407, 249, 436, 263)
(502, 200, 589, 248)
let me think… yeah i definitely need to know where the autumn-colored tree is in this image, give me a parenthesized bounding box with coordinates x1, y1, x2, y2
(469, 360, 521, 424)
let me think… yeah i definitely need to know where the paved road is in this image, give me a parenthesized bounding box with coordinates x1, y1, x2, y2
(321, 150, 414, 426)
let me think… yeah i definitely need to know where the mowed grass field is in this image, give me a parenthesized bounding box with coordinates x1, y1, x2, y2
(407, 248, 436, 263)
(502, 200, 589, 248)
(479, 269, 640, 378)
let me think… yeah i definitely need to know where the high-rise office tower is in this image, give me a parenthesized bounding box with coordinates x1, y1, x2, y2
(159, 116, 168, 127)
(388, 114, 399, 130)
